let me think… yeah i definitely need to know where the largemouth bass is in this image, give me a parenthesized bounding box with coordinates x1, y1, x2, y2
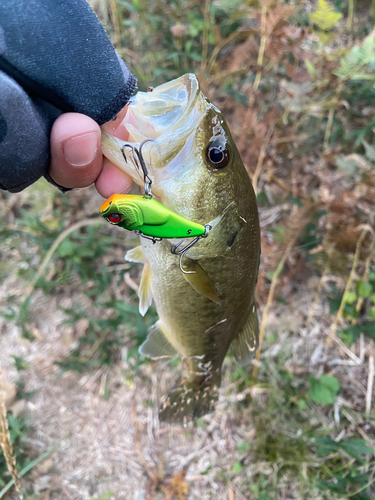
(100, 74, 260, 424)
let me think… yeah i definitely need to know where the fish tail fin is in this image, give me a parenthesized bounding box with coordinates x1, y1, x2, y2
(159, 373, 221, 425)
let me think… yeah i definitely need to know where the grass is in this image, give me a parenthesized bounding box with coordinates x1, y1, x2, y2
(0, 0, 375, 498)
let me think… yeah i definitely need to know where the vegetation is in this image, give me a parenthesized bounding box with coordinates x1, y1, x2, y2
(0, 0, 374, 498)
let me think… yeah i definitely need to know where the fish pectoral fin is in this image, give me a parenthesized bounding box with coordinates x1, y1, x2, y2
(138, 261, 153, 316)
(230, 304, 259, 367)
(125, 245, 145, 263)
(139, 320, 178, 360)
(181, 258, 221, 305)
(185, 202, 244, 260)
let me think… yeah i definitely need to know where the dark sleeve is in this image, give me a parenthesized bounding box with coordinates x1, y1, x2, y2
(0, 0, 137, 192)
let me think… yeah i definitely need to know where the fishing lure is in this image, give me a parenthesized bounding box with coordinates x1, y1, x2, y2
(99, 140, 211, 272)
(100, 194, 207, 240)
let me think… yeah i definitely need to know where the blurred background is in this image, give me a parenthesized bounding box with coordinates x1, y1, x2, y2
(1, 0, 375, 498)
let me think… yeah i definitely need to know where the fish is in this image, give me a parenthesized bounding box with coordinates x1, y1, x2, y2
(100, 74, 261, 424)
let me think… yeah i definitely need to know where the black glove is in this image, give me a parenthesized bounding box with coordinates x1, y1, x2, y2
(0, 0, 136, 192)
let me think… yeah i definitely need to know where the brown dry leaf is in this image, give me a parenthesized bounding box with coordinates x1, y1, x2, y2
(74, 318, 89, 339)
(1, 373, 16, 408)
(265, 6, 293, 37)
(9, 399, 26, 418)
(265, 7, 294, 60)
(41, 491, 50, 500)
(228, 37, 259, 71)
(170, 24, 187, 37)
(161, 471, 189, 500)
(31, 326, 45, 341)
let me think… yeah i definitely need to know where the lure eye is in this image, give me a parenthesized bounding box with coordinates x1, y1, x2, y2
(206, 142, 229, 168)
(108, 213, 121, 224)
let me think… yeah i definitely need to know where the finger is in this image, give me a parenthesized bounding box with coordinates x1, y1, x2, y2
(96, 104, 135, 197)
(95, 157, 133, 198)
(49, 113, 102, 188)
(101, 105, 130, 139)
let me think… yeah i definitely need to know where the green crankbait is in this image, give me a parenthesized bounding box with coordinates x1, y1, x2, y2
(100, 194, 207, 239)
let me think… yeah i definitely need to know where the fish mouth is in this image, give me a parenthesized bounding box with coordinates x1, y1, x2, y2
(101, 74, 205, 193)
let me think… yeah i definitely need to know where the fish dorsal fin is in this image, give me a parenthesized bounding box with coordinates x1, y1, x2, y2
(230, 304, 259, 366)
(138, 262, 153, 316)
(139, 320, 178, 360)
(125, 245, 145, 263)
(182, 257, 221, 305)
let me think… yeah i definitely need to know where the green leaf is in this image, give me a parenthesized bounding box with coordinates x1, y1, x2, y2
(257, 191, 269, 206)
(340, 439, 374, 459)
(334, 34, 375, 81)
(12, 356, 30, 371)
(315, 437, 373, 459)
(315, 437, 340, 456)
(362, 140, 375, 161)
(339, 322, 375, 344)
(305, 59, 317, 76)
(58, 239, 77, 257)
(309, 0, 342, 31)
(188, 52, 203, 62)
(232, 461, 243, 473)
(370, 294, 375, 304)
(370, 307, 375, 320)
(237, 441, 250, 452)
(309, 375, 340, 404)
(357, 281, 373, 298)
(345, 291, 357, 304)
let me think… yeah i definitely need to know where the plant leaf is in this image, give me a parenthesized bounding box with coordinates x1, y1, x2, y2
(309, 375, 340, 404)
(309, 0, 342, 32)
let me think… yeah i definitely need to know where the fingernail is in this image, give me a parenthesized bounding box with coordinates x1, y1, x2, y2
(62, 132, 98, 166)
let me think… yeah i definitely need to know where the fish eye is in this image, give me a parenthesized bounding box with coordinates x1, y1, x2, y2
(108, 213, 121, 224)
(206, 142, 229, 168)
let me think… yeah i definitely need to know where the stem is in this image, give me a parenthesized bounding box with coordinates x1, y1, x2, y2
(253, 3, 268, 91)
(252, 236, 298, 383)
(305, 265, 329, 327)
(252, 125, 274, 194)
(347, 0, 354, 32)
(351, 233, 375, 325)
(0, 445, 58, 497)
(325, 228, 368, 348)
(200, 0, 211, 76)
(108, 0, 122, 50)
(323, 82, 343, 152)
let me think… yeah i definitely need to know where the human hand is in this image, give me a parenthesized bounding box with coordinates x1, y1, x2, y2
(49, 108, 134, 198)
(0, 0, 136, 195)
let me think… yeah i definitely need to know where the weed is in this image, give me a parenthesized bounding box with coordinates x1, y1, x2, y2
(56, 301, 157, 374)
(0, 412, 30, 489)
(327, 269, 375, 345)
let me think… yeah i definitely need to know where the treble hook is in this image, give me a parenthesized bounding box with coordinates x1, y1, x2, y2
(135, 230, 162, 245)
(171, 224, 212, 274)
(121, 139, 153, 198)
